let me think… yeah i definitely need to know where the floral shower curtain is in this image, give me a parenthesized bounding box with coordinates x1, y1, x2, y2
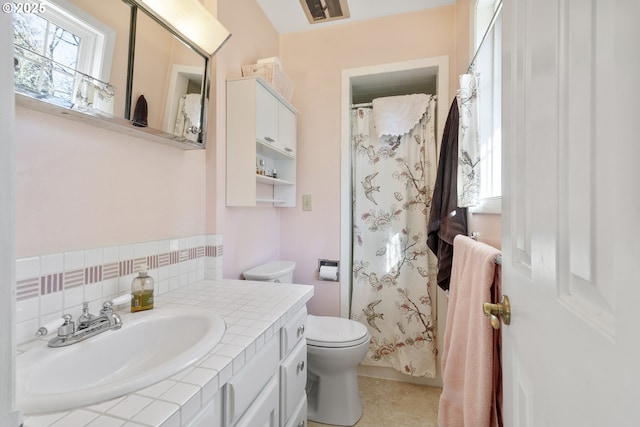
(350, 97, 438, 377)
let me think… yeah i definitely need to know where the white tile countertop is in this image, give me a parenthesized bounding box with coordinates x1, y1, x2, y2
(19, 279, 314, 427)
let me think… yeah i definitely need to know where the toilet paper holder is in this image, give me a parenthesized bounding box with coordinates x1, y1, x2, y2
(318, 259, 339, 281)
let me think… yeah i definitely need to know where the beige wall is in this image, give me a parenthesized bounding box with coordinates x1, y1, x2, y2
(15, 107, 206, 257)
(469, 213, 502, 249)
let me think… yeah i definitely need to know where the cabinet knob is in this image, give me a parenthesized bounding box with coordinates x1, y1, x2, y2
(285, 147, 293, 152)
(297, 324, 305, 336)
(264, 136, 275, 143)
(297, 421, 305, 427)
(297, 361, 305, 373)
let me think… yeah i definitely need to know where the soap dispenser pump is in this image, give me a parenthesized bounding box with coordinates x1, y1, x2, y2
(131, 264, 154, 312)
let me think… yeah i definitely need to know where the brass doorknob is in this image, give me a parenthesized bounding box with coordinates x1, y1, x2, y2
(482, 295, 511, 330)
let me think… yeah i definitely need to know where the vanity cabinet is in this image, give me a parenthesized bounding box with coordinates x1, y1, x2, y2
(227, 76, 297, 207)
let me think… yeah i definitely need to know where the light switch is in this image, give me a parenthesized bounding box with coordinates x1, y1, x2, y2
(302, 195, 312, 211)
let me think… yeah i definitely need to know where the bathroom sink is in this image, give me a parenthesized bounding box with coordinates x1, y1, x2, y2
(16, 306, 226, 415)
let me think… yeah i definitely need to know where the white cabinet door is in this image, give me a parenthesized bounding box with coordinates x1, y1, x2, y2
(234, 375, 280, 427)
(284, 394, 307, 427)
(278, 103, 296, 157)
(226, 337, 280, 425)
(256, 83, 279, 147)
(501, 1, 640, 425)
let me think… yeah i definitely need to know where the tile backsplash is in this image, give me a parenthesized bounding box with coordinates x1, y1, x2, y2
(15, 234, 223, 345)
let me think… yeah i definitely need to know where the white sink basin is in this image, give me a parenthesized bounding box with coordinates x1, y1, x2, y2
(17, 306, 226, 415)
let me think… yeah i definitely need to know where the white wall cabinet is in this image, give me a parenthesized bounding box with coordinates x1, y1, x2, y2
(227, 77, 297, 207)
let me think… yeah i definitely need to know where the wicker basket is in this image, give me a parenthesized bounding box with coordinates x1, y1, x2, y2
(242, 62, 294, 102)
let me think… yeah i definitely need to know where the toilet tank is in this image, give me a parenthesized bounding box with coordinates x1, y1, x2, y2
(243, 261, 295, 283)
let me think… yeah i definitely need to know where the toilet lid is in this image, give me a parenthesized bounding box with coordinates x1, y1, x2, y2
(306, 315, 370, 348)
(243, 261, 295, 280)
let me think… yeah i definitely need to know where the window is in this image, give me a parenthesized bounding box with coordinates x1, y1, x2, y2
(470, 0, 502, 211)
(12, 0, 115, 108)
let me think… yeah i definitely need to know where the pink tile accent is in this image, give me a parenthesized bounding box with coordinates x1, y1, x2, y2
(147, 254, 159, 269)
(17, 278, 40, 301)
(133, 257, 147, 273)
(64, 269, 84, 288)
(103, 262, 119, 280)
(119, 259, 133, 276)
(41, 273, 63, 295)
(158, 253, 171, 267)
(84, 265, 102, 284)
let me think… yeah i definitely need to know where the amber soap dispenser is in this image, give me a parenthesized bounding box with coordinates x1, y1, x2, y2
(131, 264, 154, 312)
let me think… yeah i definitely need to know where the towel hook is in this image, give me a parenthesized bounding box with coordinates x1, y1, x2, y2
(482, 295, 511, 330)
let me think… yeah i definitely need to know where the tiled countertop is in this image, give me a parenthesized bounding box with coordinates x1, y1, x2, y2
(20, 279, 314, 427)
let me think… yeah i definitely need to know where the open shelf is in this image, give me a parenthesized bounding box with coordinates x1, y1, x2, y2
(256, 174, 294, 186)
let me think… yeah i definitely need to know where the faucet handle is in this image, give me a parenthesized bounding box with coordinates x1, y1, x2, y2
(57, 314, 75, 337)
(78, 302, 95, 322)
(101, 294, 131, 313)
(35, 316, 65, 337)
(111, 294, 131, 306)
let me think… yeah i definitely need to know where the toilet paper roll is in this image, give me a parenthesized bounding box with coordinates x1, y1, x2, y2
(319, 265, 339, 281)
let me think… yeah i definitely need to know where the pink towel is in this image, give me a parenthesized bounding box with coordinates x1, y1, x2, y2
(438, 235, 502, 427)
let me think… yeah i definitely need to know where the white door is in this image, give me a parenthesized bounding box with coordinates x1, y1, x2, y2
(501, 1, 640, 425)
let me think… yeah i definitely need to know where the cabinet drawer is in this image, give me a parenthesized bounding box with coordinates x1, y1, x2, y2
(280, 339, 307, 424)
(284, 393, 307, 427)
(226, 336, 280, 425)
(281, 306, 307, 357)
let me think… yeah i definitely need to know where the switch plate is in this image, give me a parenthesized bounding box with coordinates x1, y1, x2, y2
(302, 195, 312, 211)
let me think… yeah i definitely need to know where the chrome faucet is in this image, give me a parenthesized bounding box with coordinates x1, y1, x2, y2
(42, 295, 128, 348)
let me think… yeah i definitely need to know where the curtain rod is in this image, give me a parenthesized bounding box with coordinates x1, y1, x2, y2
(467, 0, 503, 73)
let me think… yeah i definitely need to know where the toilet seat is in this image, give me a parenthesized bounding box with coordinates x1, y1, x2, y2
(306, 315, 370, 348)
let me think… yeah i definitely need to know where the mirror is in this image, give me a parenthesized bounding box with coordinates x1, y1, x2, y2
(128, 4, 208, 143)
(12, 0, 210, 148)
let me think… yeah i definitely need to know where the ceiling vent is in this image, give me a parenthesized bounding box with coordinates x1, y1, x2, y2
(300, 0, 350, 24)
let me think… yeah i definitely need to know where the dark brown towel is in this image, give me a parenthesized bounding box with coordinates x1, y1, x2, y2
(427, 98, 468, 291)
(132, 94, 148, 127)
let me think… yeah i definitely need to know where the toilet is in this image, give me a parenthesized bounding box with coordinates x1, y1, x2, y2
(243, 261, 370, 426)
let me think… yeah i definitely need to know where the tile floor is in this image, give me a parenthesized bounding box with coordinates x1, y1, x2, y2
(307, 375, 442, 427)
